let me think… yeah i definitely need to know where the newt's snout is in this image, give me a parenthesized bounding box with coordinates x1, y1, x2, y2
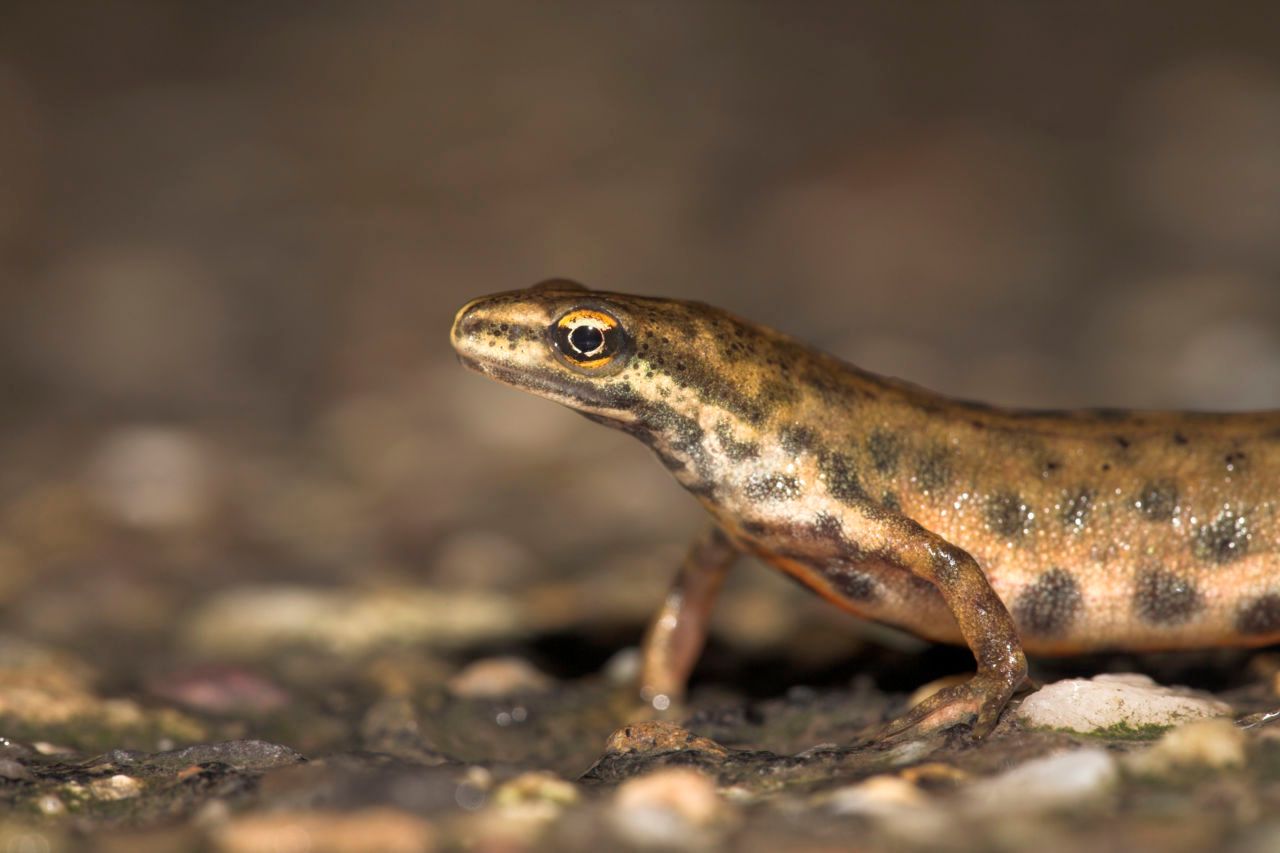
(449, 297, 487, 355)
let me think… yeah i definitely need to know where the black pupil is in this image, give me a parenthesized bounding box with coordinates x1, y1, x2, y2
(569, 324, 605, 354)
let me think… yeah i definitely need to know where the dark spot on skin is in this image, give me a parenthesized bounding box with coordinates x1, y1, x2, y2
(1114, 435, 1131, 450)
(1135, 481, 1177, 522)
(1192, 506, 1250, 564)
(1224, 450, 1247, 473)
(624, 401, 713, 485)
(913, 446, 952, 493)
(1060, 488, 1094, 531)
(881, 491, 901, 512)
(866, 429, 901, 475)
(1134, 568, 1203, 626)
(1041, 459, 1061, 478)
(635, 402, 703, 456)
(759, 380, 802, 409)
(745, 473, 802, 502)
(1237, 594, 1280, 635)
(822, 563, 878, 602)
(811, 512, 844, 542)
(987, 492, 1033, 537)
(818, 451, 867, 505)
(742, 521, 767, 536)
(1013, 568, 1082, 637)
(1173, 432, 1189, 445)
(1101, 463, 1111, 472)
(714, 422, 759, 461)
(779, 425, 818, 455)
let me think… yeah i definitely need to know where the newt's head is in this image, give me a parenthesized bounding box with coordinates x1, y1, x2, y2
(450, 279, 649, 415)
(451, 279, 817, 485)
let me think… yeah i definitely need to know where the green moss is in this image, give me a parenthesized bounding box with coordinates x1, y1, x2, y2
(1038, 721, 1171, 741)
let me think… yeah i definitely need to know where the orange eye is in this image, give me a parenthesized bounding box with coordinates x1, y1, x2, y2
(552, 309, 623, 368)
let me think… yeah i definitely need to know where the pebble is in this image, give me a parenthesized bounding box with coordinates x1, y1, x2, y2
(0, 758, 32, 781)
(602, 647, 642, 685)
(963, 748, 1118, 815)
(1125, 718, 1247, 775)
(86, 426, 216, 529)
(36, 794, 66, 815)
(446, 657, 552, 698)
(827, 775, 928, 816)
(610, 768, 732, 847)
(492, 771, 579, 808)
(183, 586, 524, 656)
(89, 774, 144, 800)
(147, 665, 290, 714)
(147, 740, 305, 772)
(1016, 673, 1232, 733)
(213, 808, 435, 853)
(824, 775, 950, 844)
(461, 772, 582, 848)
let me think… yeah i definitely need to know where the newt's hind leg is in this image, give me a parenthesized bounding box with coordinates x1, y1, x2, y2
(639, 525, 739, 710)
(869, 525, 1027, 743)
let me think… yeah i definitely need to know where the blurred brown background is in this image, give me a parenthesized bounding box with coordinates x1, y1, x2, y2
(2, 2, 1280, 685)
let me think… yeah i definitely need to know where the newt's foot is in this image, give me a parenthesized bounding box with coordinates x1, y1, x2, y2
(865, 672, 1017, 747)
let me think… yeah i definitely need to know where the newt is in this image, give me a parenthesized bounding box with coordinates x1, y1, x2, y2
(450, 279, 1279, 742)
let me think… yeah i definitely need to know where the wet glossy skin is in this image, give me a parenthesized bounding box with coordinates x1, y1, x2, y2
(451, 280, 1280, 741)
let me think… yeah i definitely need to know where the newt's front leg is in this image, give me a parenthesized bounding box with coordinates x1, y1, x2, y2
(873, 524, 1027, 742)
(639, 526, 739, 710)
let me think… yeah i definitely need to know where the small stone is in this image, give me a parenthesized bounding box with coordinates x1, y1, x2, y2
(964, 748, 1118, 814)
(610, 768, 732, 847)
(147, 665, 290, 715)
(1016, 673, 1231, 733)
(0, 758, 32, 780)
(824, 775, 950, 843)
(602, 647, 641, 685)
(184, 586, 524, 656)
(89, 774, 143, 800)
(603, 721, 730, 759)
(463, 772, 582, 847)
(446, 657, 552, 698)
(148, 740, 305, 772)
(87, 426, 216, 529)
(1125, 718, 1247, 774)
(493, 771, 579, 808)
(827, 775, 927, 816)
(37, 794, 66, 815)
(212, 807, 435, 853)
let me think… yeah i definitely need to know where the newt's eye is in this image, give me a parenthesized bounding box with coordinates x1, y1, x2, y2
(552, 309, 624, 368)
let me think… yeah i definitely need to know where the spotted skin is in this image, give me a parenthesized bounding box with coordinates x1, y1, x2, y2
(452, 280, 1280, 740)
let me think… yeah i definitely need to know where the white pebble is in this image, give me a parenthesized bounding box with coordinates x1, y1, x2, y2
(89, 774, 143, 800)
(1017, 673, 1231, 733)
(965, 748, 1118, 814)
(447, 657, 552, 699)
(610, 769, 730, 847)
